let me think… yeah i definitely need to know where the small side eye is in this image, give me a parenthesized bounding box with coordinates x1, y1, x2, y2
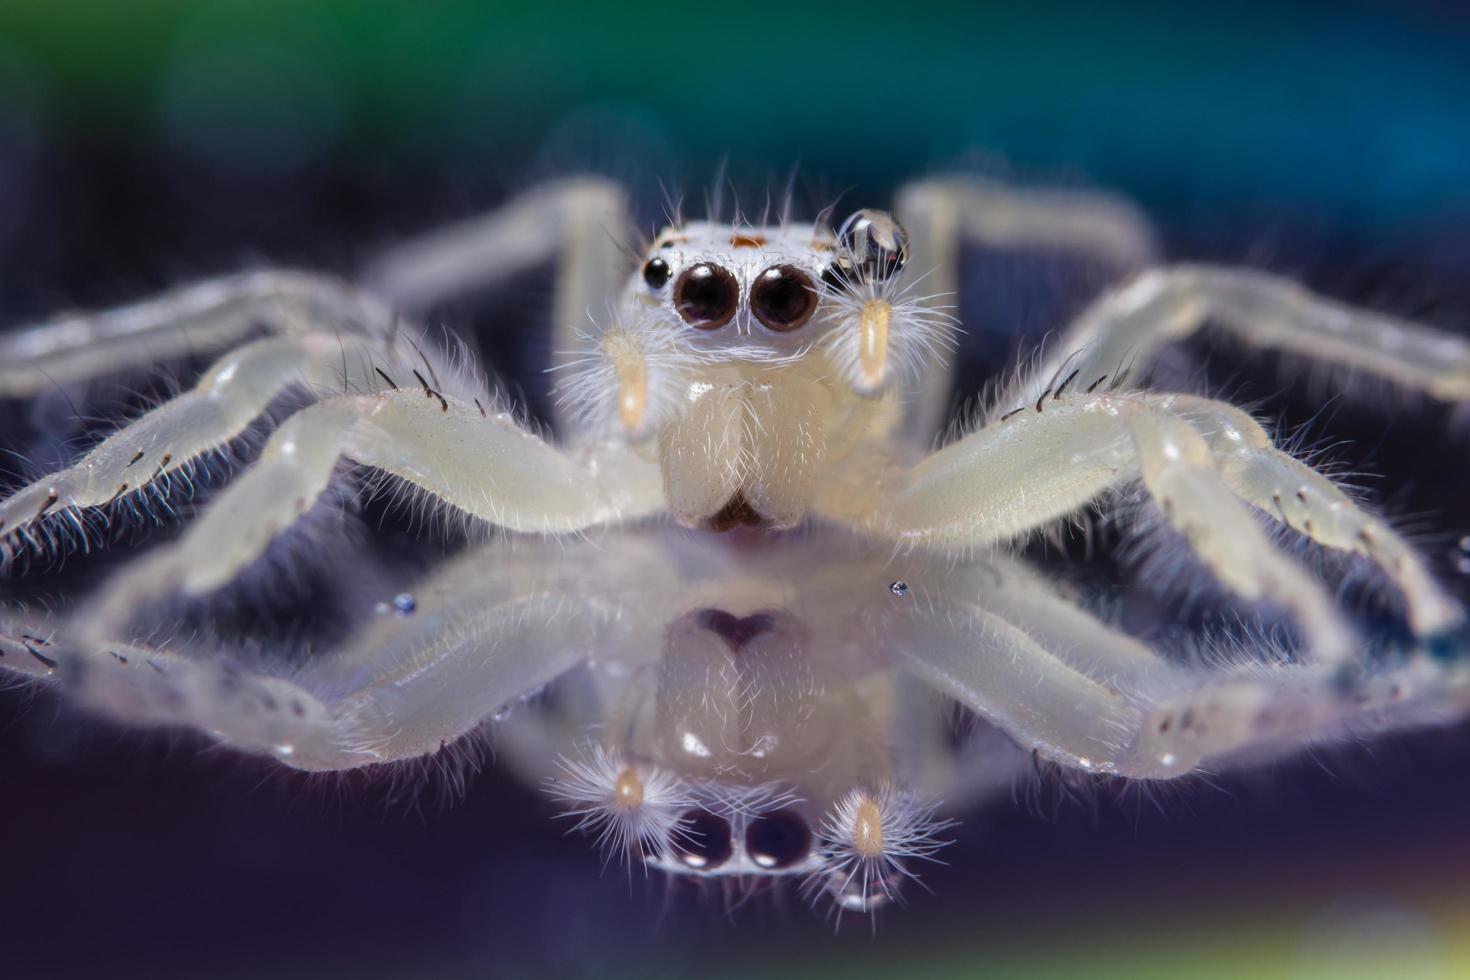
(673, 262, 739, 330)
(837, 209, 909, 282)
(750, 265, 818, 333)
(672, 808, 733, 869)
(745, 808, 812, 869)
(643, 257, 671, 290)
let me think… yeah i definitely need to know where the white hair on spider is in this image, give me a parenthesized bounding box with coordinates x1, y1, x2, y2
(818, 266, 959, 397)
(551, 312, 700, 442)
(808, 785, 956, 914)
(545, 743, 694, 865)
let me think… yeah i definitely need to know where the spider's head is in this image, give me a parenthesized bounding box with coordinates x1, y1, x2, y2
(556, 208, 954, 531)
(560, 208, 953, 436)
(623, 208, 923, 383)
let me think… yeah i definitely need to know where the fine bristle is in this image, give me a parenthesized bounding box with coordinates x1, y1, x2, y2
(545, 744, 694, 866)
(807, 785, 956, 915)
(818, 272, 959, 399)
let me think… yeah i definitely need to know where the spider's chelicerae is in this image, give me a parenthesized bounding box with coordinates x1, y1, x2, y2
(2, 176, 1469, 914)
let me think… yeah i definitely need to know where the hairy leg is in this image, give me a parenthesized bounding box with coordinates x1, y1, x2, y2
(1008, 264, 1470, 409)
(889, 588, 1470, 780)
(0, 270, 396, 397)
(2, 543, 676, 771)
(75, 388, 663, 641)
(818, 389, 1459, 659)
(1170, 394, 1462, 636)
(893, 176, 1160, 444)
(363, 178, 633, 439)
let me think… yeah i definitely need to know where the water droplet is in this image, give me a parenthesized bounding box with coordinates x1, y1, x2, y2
(889, 580, 910, 597)
(373, 601, 390, 616)
(393, 593, 417, 616)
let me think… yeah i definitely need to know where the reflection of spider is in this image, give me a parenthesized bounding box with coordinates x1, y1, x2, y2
(2, 176, 1468, 914)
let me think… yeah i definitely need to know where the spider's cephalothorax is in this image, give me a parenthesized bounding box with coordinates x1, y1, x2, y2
(3, 175, 1470, 917)
(559, 207, 951, 531)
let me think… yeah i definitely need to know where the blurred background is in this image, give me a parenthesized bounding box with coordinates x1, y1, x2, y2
(2, 1, 1470, 977)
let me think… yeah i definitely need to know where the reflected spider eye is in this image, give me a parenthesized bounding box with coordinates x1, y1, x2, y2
(673, 262, 739, 330)
(642, 257, 672, 290)
(671, 808, 733, 869)
(837, 209, 910, 282)
(750, 265, 818, 332)
(745, 808, 812, 869)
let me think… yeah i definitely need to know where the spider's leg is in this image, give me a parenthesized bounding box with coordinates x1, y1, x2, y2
(886, 587, 1150, 776)
(1010, 264, 1470, 407)
(893, 589, 1470, 779)
(2, 543, 675, 772)
(1126, 408, 1356, 663)
(0, 271, 395, 397)
(1170, 394, 1462, 637)
(820, 391, 1356, 662)
(363, 178, 631, 437)
(76, 389, 663, 638)
(893, 176, 1160, 443)
(941, 555, 1168, 679)
(0, 331, 405, 565)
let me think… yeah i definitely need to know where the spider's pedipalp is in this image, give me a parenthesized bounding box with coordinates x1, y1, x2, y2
(546, 745, 695, 865)
(807, 786, 955, 915)
(818, 270, 959, 397)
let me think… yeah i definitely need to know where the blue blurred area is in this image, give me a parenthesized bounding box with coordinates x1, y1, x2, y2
(0, 1, 1467, 240)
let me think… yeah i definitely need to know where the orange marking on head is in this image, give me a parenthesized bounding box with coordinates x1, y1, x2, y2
(730, 234, 767, 248)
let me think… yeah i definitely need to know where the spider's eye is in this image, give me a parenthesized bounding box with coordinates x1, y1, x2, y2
(750, 265, 818, 333)
(745, 808, 811, 869)
(671, 808, 733, 869)
(643, 257, 672, 290)
(837, 209, 909, 282)
(673, 262, 739, 330)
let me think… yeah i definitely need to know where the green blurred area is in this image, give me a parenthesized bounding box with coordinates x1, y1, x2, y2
(0, 0, 1467, 235)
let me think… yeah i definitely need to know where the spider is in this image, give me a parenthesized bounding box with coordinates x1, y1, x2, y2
(2, 175, 1468, 914)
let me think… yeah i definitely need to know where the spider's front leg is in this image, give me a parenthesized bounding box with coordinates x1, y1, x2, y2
(0, 331, 389, 554)
(76, 388, 664, 641)
(1008, 264, 1470, 408)
(819, 389, 1462, 662)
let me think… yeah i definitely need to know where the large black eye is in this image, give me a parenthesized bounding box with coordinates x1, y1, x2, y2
(672, 809, 733, 870)
(673, 262, 739, 330)
(837, 209, 909, 282)
(745, 809, 812, 870)
(643, 257, 671, 289)
(750, 265, 818, 332)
